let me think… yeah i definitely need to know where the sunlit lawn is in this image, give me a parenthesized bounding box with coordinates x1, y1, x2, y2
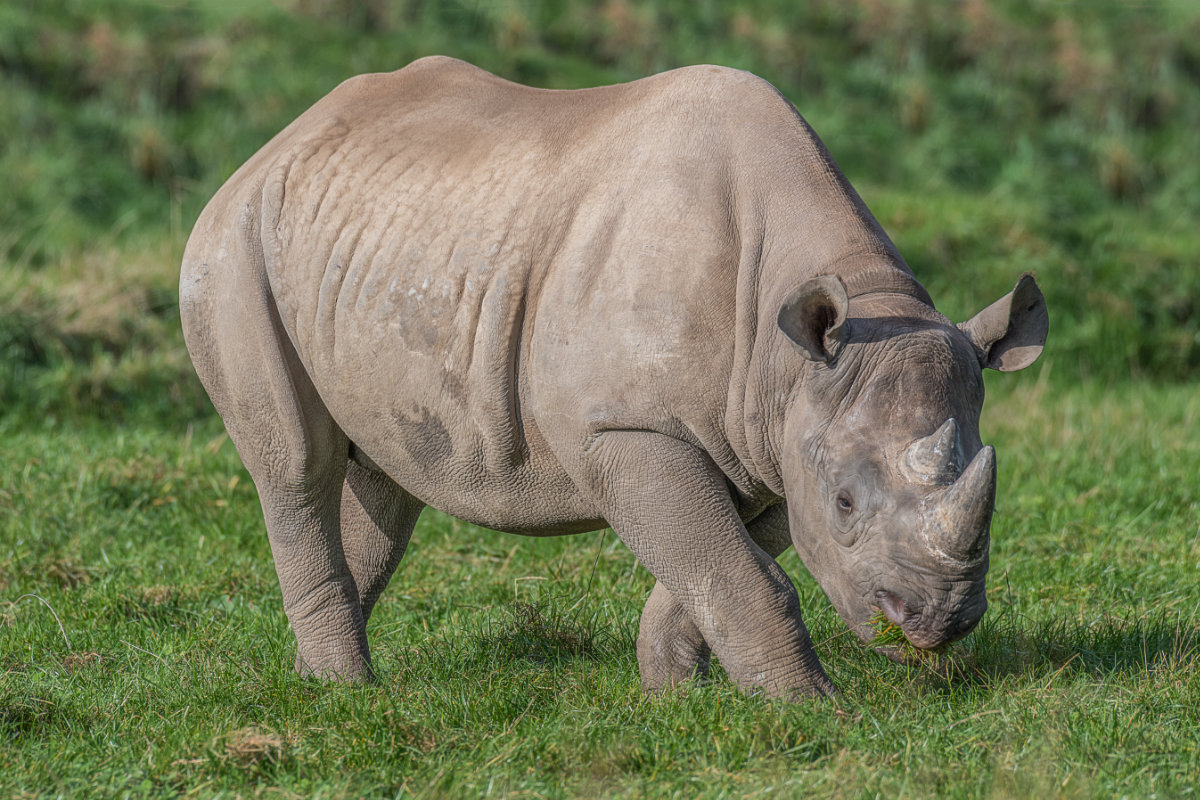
(3, 373, 1198, 798)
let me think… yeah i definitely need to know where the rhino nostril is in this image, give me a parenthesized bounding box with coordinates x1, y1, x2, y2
(875, 590, 907, 626)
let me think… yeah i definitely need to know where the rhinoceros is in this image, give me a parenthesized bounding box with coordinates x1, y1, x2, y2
(181, 56, 1047, 698)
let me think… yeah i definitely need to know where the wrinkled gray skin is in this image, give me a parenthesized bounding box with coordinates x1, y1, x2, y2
(181, 57, 1048, 698)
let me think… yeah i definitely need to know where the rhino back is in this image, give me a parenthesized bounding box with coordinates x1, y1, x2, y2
(196, 57, 898, 529)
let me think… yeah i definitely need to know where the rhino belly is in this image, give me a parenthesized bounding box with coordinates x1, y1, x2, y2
(331, 363, 604, 536)
(278, 224, 602, 535)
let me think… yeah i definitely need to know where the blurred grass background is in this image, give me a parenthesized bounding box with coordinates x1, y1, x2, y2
(1, 0, 1199, 428)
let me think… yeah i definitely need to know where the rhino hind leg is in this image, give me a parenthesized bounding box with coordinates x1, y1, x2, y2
(636, 503, 793, 692)
(340, 458, 424, 624)
(228, 364, 371, 681)
(637, 581, 712, 691)
(182, 244, 373, 681)
(269, 469, 373, 682)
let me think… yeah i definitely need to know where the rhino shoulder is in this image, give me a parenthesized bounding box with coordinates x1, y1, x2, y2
(658, 64, 799, 109)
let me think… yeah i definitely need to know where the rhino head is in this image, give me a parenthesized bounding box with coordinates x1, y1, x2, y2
(776, 272, 1047, 650)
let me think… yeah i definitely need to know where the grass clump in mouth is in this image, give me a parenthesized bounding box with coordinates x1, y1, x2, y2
(868, 611, 911, 649)
(868, 611, 949, 667)
(867, 611, 980, 685)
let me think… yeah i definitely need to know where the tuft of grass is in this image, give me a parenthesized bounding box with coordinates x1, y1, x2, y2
(867, 610, 908, 648)
(220, 727, 289, 768)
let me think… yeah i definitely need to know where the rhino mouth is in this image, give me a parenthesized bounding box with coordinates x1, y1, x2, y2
(876, 589, 909, 628)
(872, 588, 983, 651)
(871, 589, 933, 650)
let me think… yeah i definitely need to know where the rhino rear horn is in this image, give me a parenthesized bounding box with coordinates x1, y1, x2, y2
(958, 274, 1048, 372)
(903, 418, 965, 485)
(778, 275, 849, 363)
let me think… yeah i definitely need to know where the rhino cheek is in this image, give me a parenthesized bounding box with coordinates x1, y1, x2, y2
(785, 504, 878, 641)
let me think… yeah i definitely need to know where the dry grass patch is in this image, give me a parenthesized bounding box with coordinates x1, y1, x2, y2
(223, 727, 290, 767)
(60, 651, 104, 673)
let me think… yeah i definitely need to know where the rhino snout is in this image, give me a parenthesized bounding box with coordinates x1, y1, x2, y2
(872, 586, 986, 650)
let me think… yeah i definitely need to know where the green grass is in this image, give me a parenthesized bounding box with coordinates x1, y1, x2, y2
(3, 0, 1200, 796)
(2, 377, 1199, 798)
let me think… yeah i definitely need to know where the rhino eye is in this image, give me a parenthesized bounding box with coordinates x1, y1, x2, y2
(836, 491, 854, 515)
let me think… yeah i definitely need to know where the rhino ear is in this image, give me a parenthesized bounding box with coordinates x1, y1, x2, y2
(778, 275, 850, 363)
(958, 273, 1048, 372)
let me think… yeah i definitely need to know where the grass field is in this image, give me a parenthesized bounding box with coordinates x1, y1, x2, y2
(3, 377, 1199, 798)
(3, 1, 1200, 798)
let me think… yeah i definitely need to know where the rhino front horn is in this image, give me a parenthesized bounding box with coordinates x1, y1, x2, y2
(903, 418, 965, 485)
(926, 445, 996, 564)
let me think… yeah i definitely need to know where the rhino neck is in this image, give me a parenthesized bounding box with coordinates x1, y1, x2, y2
(715, 97, 936, 500)
(730, 252, 938, 498)
(836, 257, 934, 307)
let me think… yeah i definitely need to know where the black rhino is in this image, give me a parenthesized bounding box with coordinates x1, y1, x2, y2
(181, 57, 1047, 697)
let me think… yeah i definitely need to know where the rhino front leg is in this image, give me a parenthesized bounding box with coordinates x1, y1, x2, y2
(581, 431, 833, 698)
(637, 503, 794, 692)
(340, 458, 424, 623)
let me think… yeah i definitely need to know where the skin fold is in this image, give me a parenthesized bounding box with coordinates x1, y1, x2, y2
(181, 56, 1048, 697)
